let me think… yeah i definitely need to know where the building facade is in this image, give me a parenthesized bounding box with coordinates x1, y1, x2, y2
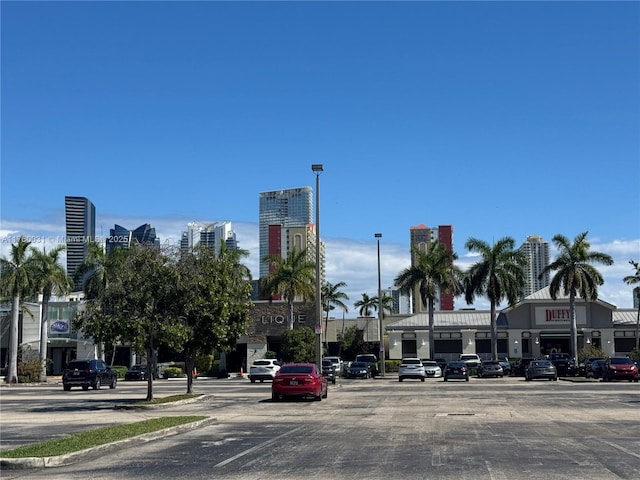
(64, 196, 95, 289)
(180, 221, 238, 254)
(259, 187, 313, 279)
(519, 235, 550, 298)
(409, 224, 454, 311)
(105, 223, 160, 253)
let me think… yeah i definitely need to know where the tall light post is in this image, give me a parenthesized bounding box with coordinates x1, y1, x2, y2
(375, 232, 385, 377)
(312, 164, 324, 370)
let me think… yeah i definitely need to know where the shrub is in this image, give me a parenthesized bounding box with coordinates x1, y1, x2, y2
(194, 354, 213, 376)
(385, 360, 401, 373)
(163, 367, 185, 379)
(578, 346, 608, 362)
(265, 351, 278, 359)
(110, 365, 128, 379)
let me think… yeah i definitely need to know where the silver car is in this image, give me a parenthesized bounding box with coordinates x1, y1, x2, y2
(399, 358, 426, 382)
(421, 359, 443, 378)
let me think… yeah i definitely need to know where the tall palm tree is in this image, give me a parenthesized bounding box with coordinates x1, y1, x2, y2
(539, 232, 613, 366)
(262, 249, 316, 329)
(30, 245, 73, 382)
(623, 260, 640, 350)
(395, 242, 463, 357)
(464, 237, 527, 361)
(73, 241, 110, 300)
(0, 237, 34, 383)
(354, 292, 377, 317)
(321, 281, 349, 348)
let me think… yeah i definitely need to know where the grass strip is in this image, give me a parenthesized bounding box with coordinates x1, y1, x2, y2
(1, 416, 207, 458)
(136, 394, 202, 405)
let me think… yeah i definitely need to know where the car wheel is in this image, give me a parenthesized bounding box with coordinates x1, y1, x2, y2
(63, 384, 71, 391)
(250, 378, 256, 383)
(110, 377, 117, 389)
(93, 378, 101, 390)
(323, 387, 328, 399)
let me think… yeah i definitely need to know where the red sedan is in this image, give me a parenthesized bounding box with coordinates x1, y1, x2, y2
(603, 357, 639, 382)
(272, 363, 328, 401)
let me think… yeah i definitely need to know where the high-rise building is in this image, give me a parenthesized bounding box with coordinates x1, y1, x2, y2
(180, 221, 238, 254)
(409, 224, 454, 312)
(105, 223, 160, 254)
(519, 235, 550, 297)
(65, 196, 96, 290)
(382, 286, 412, 315)
(259, 187, 313, 279)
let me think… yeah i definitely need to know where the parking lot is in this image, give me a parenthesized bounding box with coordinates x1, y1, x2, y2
(1, 375, 639, 479)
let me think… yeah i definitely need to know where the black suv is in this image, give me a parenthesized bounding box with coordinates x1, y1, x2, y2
(62, 359, 118, 391)
(354, 354, 379, 377)
(548, 353, 577, 376)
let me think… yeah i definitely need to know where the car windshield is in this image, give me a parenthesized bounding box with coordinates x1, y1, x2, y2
(280, 365, 313, 374)
(422, 361, 437, 367)
(350, 362, 367, 368)
(253, 360, 274, 366)
(130, 365, 145, 371)
(610, 357, 633, 365)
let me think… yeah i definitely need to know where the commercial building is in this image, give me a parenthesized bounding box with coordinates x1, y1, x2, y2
(64, 196, 95, 289)
(105, 223, 160, 253)
(180, 221, 239, 254)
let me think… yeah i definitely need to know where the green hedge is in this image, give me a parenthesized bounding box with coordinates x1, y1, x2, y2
(111, 365, 128, 379)
(163, 367, 185, 379)
(385, 360, 401, 373)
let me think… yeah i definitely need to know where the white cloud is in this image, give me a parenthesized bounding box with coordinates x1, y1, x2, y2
(1, 217, 637, 313)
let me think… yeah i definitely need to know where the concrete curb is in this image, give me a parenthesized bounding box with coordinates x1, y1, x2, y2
(113, 393, 213, 410)
(0, 416, 218, 470)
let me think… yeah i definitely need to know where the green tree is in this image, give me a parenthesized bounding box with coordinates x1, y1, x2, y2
(354, 292, 377, 317)
(395, 242, 463, 356)
(174, 243, 253, 394)
(280, 326, 316, 362)
(623, 260, 640, 350)
(540, 232, 614, 366)
(337, 325, 365, 360)
(321, 281, 349, 349)
(75, 244, 185, 401)
(464, 237, 528, 361)
(0, 237, 35, 384)
(29, 245, 72, 382)
(262, 249, 316, 330)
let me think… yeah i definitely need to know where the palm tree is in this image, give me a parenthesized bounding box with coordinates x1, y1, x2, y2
(262, 249, 316, 329)
(464, 237, 528, 361)
(539, 232, 613, 366)
(0, 237, 35, 383)
(321, 281, 349, 348)
(623, 260, 640, 350)
(395, 242, 463, 357)
(30, 245, 73, 382)
(354, 292, 378, 317)
(73, 241, 110, 300)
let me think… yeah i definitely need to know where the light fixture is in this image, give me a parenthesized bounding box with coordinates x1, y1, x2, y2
(312, 164, 324, 370)
(535, 337, 539, 345)
(375, 233, 385, 377)
(514, 340, 519, 344)
(393, 339, 398, 347)
(586, 338, 591, 345)
(421, 339, 426, 347)
(468, 338, 473, 346)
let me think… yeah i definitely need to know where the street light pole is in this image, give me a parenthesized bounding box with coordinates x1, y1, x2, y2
(375, 232, 385, 377)
(312, 164, 324, 370)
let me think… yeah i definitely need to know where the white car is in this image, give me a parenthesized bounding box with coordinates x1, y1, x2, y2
(398, 357, 426, 382)
(249, 359, 281, 383)
(323, 356, 343, 374)
(421, 360, 443, 378)
(459, 354, 482, 368)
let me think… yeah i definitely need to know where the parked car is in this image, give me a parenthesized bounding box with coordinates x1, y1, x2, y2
(459, 354, 482, 368)
(62, 359, 118, 391)
(249, 359, 281, 383)
(421, 359, 443, 378)
(525, 360, 558, 381)
(354, 354, 379, 377)
(433, 358, 448, 371)
(602, 356, 639, 382)
(579, 356, 605, 376)
(477, 360, 504, 378)
(124, 364, 149, 381)
(443, 361, 469, 381)
(586, 359, 606, 379)
(515, 357, 536, 376)
(324, 356, 343, 374)
(398, 357, 426, 382)
(321, 359, 337, 384)
(346, 361, 372, 379)
(272, 363, 328, 401)
(548, 353, 577, 376)
(498, 358, 512, 376)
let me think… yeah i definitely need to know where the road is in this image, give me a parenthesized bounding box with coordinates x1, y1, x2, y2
(1, 376, 639, 479)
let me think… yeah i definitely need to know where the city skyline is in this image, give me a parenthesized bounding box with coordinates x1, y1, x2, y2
(2, 2, 638, 314)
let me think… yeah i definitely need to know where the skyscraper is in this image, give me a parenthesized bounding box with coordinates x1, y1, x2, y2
(180, 221, 238, 254)
(519, 235, 550, 297)
(105, 223, 160, 254)
(259, 187, 313, 279)
(64, 196, 96, 290)
(409, 224, 454, 312)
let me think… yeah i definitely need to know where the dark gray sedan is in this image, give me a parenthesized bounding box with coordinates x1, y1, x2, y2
(346, 361, 371, 379)
(525, 360, 558, 381)
(478, 360, 504, 378)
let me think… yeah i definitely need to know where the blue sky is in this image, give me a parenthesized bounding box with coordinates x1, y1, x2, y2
(1, 1, 639, 313)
